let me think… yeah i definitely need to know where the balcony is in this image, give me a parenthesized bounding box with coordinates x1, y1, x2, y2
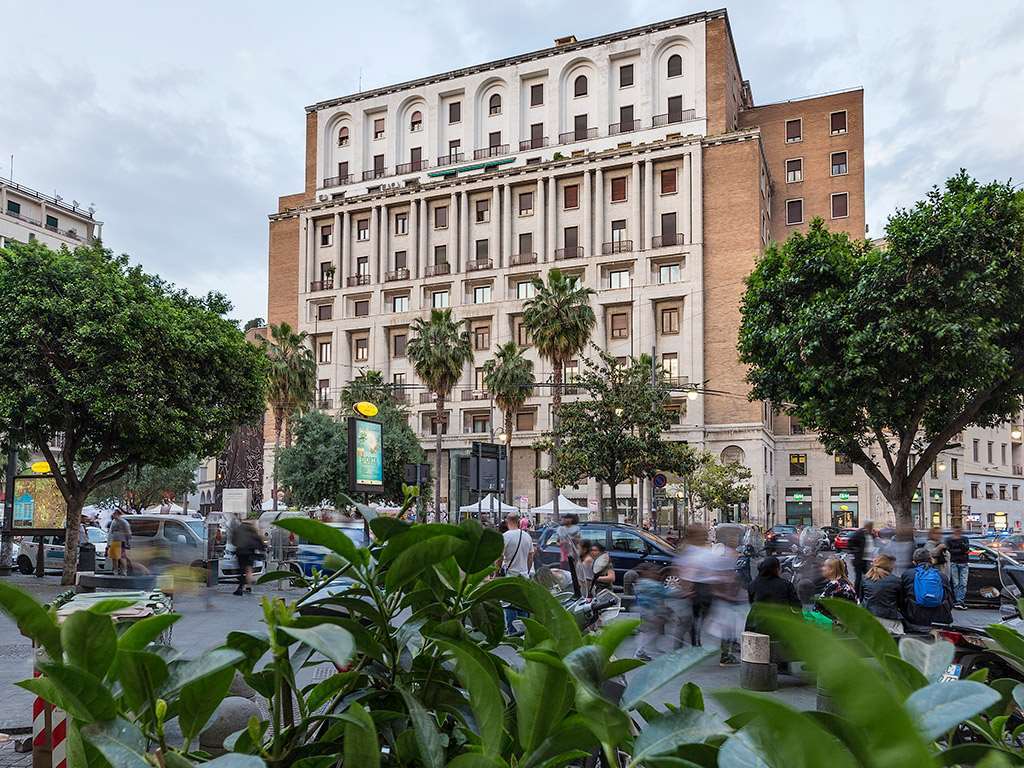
(424, 263, 451, 277)
(462, 389, 490, 402)
(652, 110, 697, 128)
(309, 279, 334, 292)
(322, 174, 354, 188)
(435, 152, 466, 167)
(361, 168, 390, 181)
(609, 119, 641, 136)
(317, 399, 333, 410)
(346, 274, 372, 287)
(385, 268, 410, 282)
(554, 246, 584, 261)
(473, 145, 510, 160)
(519, 137, 549, 151)
(395, 159, 429, 175)
(419, 392, 438, 404)
(391, 391, 410, 405)
(466, 258, 493, 272)
(651, 233, 685, 248)
(510, 252, 537, 266)
(558, 127, 598, 144)
(602, 240, 634, 255)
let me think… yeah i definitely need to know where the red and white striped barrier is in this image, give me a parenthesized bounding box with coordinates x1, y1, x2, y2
(32, 651, 67, 768)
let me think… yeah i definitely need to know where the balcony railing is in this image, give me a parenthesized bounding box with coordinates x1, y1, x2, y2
(651, 233, 685, 248)
(558, 127, 598, 144)
(462, 390, 490, 402)
(317, 399, 333, 410)
(309, 279, 334, 292)
(602, 240, 633, 255)
(510, 252, 537, 266)
(395, 159, 429, 175)
(4, 209, 41, 226)
(603, 278, 633, 290)
(391, 391, 410, 405)
(519, 137, 549, 151)
(322, 174, 354, 187)
(466, 258, 493, 272)
(424, 263, 451, 277)
(435, 152, 466, 167)
(652, 109, 697, 128)
(473, 145, 510, 160)
(346, 274, 372, 287)
(385, 268, 410, 282)
(419, 392, 438, 404)
(609, 119, 641, 136)
(554, 246, 584, 261)
(362, 168, 389, 181)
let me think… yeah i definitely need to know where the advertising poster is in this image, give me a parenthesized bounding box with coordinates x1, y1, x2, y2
(348, 417, 384, 493)
(12, 476, 67, 530)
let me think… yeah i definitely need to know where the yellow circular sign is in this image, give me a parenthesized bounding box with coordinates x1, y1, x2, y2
(30, 461, 52, 474)
(354, 401, 379, 418)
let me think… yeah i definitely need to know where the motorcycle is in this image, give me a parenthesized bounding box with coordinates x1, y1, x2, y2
(535, 565, 623, 632)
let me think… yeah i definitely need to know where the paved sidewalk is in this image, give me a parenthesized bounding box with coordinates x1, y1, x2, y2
(0, 739, 31, 768)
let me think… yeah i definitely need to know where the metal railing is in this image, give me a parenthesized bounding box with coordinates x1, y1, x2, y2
(652, 110, 697, 127)
(419, 392, 437, 404)
(309, 279, 334, 292)
(609, 119, 641, 136)
(385, 268, 410, 282)
(4, 208, 41, 226)
(466, 258, 493, 272)
(510, 252, 537, 266)
(554, 246, 584, 260)
(603, 277, 632, 290)
(462, 390, 490, 402)
(395, 160, 429, 175)
(473, 145, 510, 160)
(424, 263, 451, 277)
(1, 179, 96, 219)
(558, 127, 598, 144)
(361, 168, 389, 181)
(322, 174, 354, 187)
(652, 233, 685, 248)
(317, 399, 333, 410)
(519, 137, 549, 151)
(602, 240, 633, 255)
(346, 274, 372, 287)
(435, 152, 466, 167)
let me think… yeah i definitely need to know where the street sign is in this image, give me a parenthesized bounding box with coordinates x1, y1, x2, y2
(653, 473, 667, 489)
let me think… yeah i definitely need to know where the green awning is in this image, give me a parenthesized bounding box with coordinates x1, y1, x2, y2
(427, 156, 516, 178)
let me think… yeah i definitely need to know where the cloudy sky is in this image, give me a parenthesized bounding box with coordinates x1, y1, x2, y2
(2, 1, 1021, 323)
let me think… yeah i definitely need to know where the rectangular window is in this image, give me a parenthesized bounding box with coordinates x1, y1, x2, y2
(6, 200, 21, 215)
(1002, 443, 1008, 465)
(667, 95, 683, 121)
(471, 414, 490, 434)
(610, 313, 628, 339)
(516, 411, 535, 431)
(395, 213, 408, 234)
(530, 122, 543, 143)
(373, 118, 385, 139)
(619, 63, 634, 87)
(785, 118, 802, 143)
(660, 168, 677, 194)
(449, 101, 461, 124)
(473, 367, 487, 392)
(474, 324, 490, 351)
(786, 158, 802, 183)
(835, 454, 853, 475)
(661, 353, 679, 380)
(973, 439, 980, 462)
(516, 280, 535, 299)
(573, 114, 588, 138)
(610, 177, 627, 202)
(357, 219, 369, 241)
(392, 294, 409, 312)
(448, 139, 461, 155)
(432, 290, 449, 308)
(659, 263, 681, 284)
(393, 372, 406, 390)
(317, 378, 330, 403)
(317, 304, 333, 321)
(354, 300, 369, 317)
(563, 184, 579, 210)
(410, 146, 422, 164)
(392, 334, 407, 357)
(565, 360, 580, 384)
(564, 226, 578, 249)
(318, 340, 332, 364)
(373, 154, 385, 174)
(786, 199, 804, 225)
(611, 219, 626, 243)
(338, 161, 349, 179)
(473, 285, 492, 304)
(320, 225, 333, 246)
(519, 192, 534, 215)
(660, 212, 677, 238)
(475, 198, 489, 223)
(608, 270, 629, 289)
(831, 193, 849, 219)
(45, 214, 58, 229)
(354, 337, 368, 362)
(1000, 485, 1007, 500)
(516, 320, 531, 347)
(619, 104, 634, 128)
(517, 232, 533, 256)
(971, 483, 979, 499)
(661, 307, 679, 334)
(488, 131, 501, 150)
(831, 151, 848, 176)
(433, 245, 447, 265)
(530, 83, 544, 106)
(830, 110, 848, 135)
(952, 458, 959, 479)
(434, 206, 448, 229)
(1015, 486, 1020, 501)
(394, 250, 407, 269)
(475, 239, 489, 261)
(789, 453, 807, 476)
(988, 441, 994, 464)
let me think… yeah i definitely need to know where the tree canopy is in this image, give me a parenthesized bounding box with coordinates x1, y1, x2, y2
(88, 458, 199, 513)
(739, 171, 1024, 523)
(686, 452, 752, 524)
(0, 240, 267, 582)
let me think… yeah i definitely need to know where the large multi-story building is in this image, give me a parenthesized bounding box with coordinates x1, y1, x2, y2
(266, 8, 872, 521)
(1, 178, 101, 249)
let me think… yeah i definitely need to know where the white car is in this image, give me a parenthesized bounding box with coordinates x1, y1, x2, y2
(124, 514, 264, 583)
(14, 527, 109, 574)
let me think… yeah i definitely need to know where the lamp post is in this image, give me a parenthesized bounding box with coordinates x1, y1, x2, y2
(496, 430, 512, 509)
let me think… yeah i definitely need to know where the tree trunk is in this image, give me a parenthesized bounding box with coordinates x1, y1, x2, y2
(551, 361, 562, 519)
(637, 476, 645, 527)
(434, 395, 445, 521)
(504, 409, 514, 506)
(891, 492, 913, 528)
(608, 481, 618, 524)
(61, 495, 85, 586)
(272, 411, 283, 511)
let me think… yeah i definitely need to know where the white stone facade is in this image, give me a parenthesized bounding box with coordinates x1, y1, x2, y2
(0, 179, 101, 250)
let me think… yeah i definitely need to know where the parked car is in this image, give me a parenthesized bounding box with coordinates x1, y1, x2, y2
(765, 525, 800, 554)
(13, 527, 109, 575)
(962, 542, 1024, 606)
(535, 522, 677, 586)
(125, 514, 264, 582)
(293, 521, 368, 577)
(833, 528, 859, 550)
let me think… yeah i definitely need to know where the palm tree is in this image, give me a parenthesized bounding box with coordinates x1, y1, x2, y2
(407, 309, 474, 518)
(483, 342, 534, 504)
(265, 322, 316, 510)
(522, 269, 596, 518)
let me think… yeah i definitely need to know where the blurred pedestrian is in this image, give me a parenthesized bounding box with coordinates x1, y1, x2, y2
(861, 554, 904, 634)
(556, 513, 583, 595)
(108, 508, 132, 575)
(900, 547, 954, 627)
(945, 525, 971, 609)
(745, 556, 800, 634)
(633, 562, 670, 660)
(589, 542, 615, 595)
(924, 526, 949, 576)
(847, 521, 872, 598)
(519, 516, 531, 532)
(231, 520, 262, 596)
(499, 513, 534, 635)
(675, 524, 713, 646)
(817, 557, 858, 604)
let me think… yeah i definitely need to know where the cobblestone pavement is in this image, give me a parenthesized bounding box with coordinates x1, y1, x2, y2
(0, 739, 32, 768)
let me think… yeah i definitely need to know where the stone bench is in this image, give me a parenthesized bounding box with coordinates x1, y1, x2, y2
(76, 573, 158, 593)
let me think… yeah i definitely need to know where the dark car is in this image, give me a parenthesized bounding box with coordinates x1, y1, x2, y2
(765, 525, 799, 554)
(535, 522, 676, 586)
(961, 542, 1024, 606)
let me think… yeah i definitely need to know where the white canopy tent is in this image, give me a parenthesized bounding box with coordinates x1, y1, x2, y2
(458, 494, 519, 516)
(530, 494, 591, 518)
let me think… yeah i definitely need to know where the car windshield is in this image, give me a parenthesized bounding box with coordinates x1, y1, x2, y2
(186, 521, 207, 540)
(642, 530, 674, 550)
(773, 526, 796, 533)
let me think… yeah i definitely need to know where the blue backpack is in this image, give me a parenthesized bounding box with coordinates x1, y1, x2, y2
(913, 565, 943, 608)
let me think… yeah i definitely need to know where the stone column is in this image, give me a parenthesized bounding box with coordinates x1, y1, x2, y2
(372, 206, 382, 280)
(304, 216, 316, 292)
(537, 177, 546, 262)
(501, 184, 512, 267)
(593, 300, 606, 354)
(334, 212, 343, 275)
(490, 185, 500, 266)
(631, 163, 642, 248)
(419, 198, 430, 278)
(594, 168, 605, 255)
(381, 204, 391, 275)
(643, 158, 654, 247)
(459, 191, 469, 273)
(448, 191, 458, 271)
(547, 176, 557, 260)
(341, 210, 350, 280)
(409, 199, 419, 279)
(582, 169, 592, 258)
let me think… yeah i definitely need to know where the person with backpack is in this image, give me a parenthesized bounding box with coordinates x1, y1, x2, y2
(900, 547, 954, 627)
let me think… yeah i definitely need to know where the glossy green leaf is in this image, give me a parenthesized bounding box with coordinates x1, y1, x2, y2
(225, 629, 270, 672)
(454, 519, 504, 574)
(472, 578, 582, 655)
(81, 717, 149, 768)
(162, 648, 244, 695)
(202, 755, 268, 768)
(575, 685, 631, 748)
(817, 598, 898, 662)
(718, 728, 770, 768)
(590, 618, 641, 661)
(117, 650, 168, 715)
(280, 624, 354, 668)
(906, 680, 1001, 739)
(61, 609, 117, 678)
(275, 517, 360, 563)
(507, 643, 569, 753)
(936, 744, 1015, 766)
(385, 534, 466, 590)
(621, 645, 715, 710)
(447, 755, 507, 768)
(564, 645, 606, 693)
(631, 709, 730, 764)
(986, 623, 1024, 663)
(343, 702, 380, 768)
(179, 665, 235, 744)
(606, 657, 645, 677)
(85, 599, 138, 614)
(680, 682, 705, 711)
(305, 669, 357, 712)
(433, 637, 504, 754)
(0, 582, 61, 659)
(256, 569, 306, 586)
(521, 713, 598, 768)
(379, 523, 463, 564)
(369, 514, 409, 541)
(899, 636, 955, 683)
(116, 613, 180, 651)
(880, 653, 929, 695)
(36, 661, 116, 722)
(400, 688, 446, 768)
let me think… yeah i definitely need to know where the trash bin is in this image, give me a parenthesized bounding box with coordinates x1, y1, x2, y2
(206, 558, 220, 587)
(78, 542, 96, 572)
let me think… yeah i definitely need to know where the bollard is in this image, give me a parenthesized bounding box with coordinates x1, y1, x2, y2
(739, 631, 778, 691)
(31, 648, 67, 768)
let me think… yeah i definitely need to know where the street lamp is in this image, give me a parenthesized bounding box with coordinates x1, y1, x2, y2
(614, 407, 624, 417)
(687, 388, 699, 401)
(937, 459, 947, 473)
(1013, 427, 1023, 440)
(496, 431, 512, 507)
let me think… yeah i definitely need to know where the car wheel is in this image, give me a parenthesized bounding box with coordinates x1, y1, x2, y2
(17, 555, 33, 575)
(659, 567, 681, 591)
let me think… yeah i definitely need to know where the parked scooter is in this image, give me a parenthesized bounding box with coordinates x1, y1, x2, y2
(535, 565, 622, 632)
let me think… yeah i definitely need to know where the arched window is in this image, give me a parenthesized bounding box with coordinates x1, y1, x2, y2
(573, 74, 588, 97)
(667, 54, 683, 78)
(337, 126, 349, 146)
(410, 110, 422, 131)
(721, 445, 746, 466)
(488, 94, 501, 115)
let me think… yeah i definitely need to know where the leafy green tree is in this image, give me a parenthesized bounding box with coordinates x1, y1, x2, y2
(88, 458, 199, 513)
(243, 317, 265, 332)
(407, 309, 473, 516)
(265, 321, 316, 510)
(0, 240, 267, 583)
(483, 341, 534, 503)
(687, 451, 752, 523)
(523, 269, 596, 516)
(740, 172, 1024, 525)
